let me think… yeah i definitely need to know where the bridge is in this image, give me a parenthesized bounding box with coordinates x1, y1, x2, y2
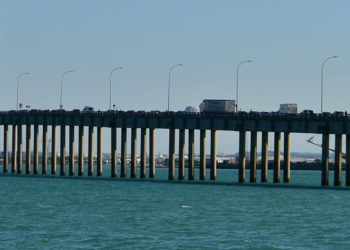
(0, 110, 349, 187)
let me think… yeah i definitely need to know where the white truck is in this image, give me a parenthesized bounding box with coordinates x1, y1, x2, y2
(279, 104, 297, 114)
(199, 99, 236, 113)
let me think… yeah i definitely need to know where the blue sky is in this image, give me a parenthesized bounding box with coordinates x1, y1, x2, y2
(1, 0, 349, 154)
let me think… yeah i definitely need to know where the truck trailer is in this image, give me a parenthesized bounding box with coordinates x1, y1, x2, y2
(199, 99, 236, 113)
(279, 103, 297, 114)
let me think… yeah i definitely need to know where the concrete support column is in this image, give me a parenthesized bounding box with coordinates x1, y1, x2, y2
(261, 131, 268, 183)
(334, 134, 342, 186)
(25, 125, 31, 175)
(111, 126, 117, 178)
(188, 129, 195, 180)
(60, 125, 66, 176)
(178, 129, 185, 180)
(69, 125, 75, 176)
(321, 133, 330, 186)
(17, 125, 23, 174)
(273, 132, 281, 183)
(200, 129, 206, 181)
(88, 126, 94, 177)
(149, 128, 155, 178)
(140, 128, 147, 179)
(130, 128, 137, 178)
(33, 125, 39, 175)
(250, 131, 257, 183)
(168, 128, 175, 180)
(346, 134, 350, 186)
(283, 132, 291, 183)
(97, 127, 102, 177)
(11, 124, 17, 174)
(42, 125, 48, 175)
(210, 130, 217, 181)
(120, 127, 127, 178)
(51, 125, 57, 175)
(3, 125, 8, 173)
(78, 126, 84, 176)
(239, 130, 246, 183)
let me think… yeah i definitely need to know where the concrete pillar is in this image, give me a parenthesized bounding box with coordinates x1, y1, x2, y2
(130, 128, 137, 178)
(188, 129, 195, 180)
(111, 126, 117, 178)
(33, 125, 39, 175)
(168, 128, 175, 180)
(261, 131, 268, 183)
(17, 125, 23, 174)
(200, 129, 206, 181)
(210, 130, 217, 181)
(3, 125, 8, 173)
(11, 124, 17, 173)
(149, 128, 155, 178)
(97, 127, 102, 177)
(69, 125, 75, 176)
(178, 129, 185, 180)
(250, 131, 257, 183)
(88, 126, 94, 177)
(120, 127, 127, 178)
(273, 132, 281, 183)
(140, 128, 147, 179)
(25, 125, 31, 175)
(321, 133, 330, 186)
(239, 130, 246, 183)
(346, 134, 350, 186)
(283, 132, 291, 183)
(60, 125, 66, 176)
(334, 134, 342, 186)
(42, 125, 48, 175)
(78, 126, 84, 176)
(51, 125, 57, 175)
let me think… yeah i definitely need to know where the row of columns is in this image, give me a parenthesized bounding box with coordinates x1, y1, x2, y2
(238, 131, 291, 184)
(1, 124, 349, 186)
(3, 124, 156, 178)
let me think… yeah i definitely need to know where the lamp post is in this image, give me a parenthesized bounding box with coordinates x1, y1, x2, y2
(60, 70, 74, 110)
(236, 60, 252, 111)
(321, 56, 338, 113)
(109, 67, 123, 110)
(17, 72, 29, 111)
(167, 64, 183, 111)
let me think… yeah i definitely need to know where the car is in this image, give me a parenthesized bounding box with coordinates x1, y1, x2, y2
(332, 111, 344, 117)
(301, 109, 314, 115)
(82, 106, 94, 112)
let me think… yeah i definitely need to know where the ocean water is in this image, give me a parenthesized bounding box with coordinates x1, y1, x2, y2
(1, 167, 350, 249)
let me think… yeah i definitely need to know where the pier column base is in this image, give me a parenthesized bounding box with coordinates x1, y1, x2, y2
(334, 134, 342, 186)
(261, 131, 268, 183)
(239, 130, 246, 183)
(274, 132, 281, 183)
(168, 129, 175, 180)
(210, 130, 217, 181)
(250, 131, 257, 183)
(283, 132, 291, 183)
(188, 129, 195, 180)
(321, 133, 329, 186)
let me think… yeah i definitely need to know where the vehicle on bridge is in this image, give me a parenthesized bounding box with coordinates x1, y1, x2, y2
(199, 99, 236, 113)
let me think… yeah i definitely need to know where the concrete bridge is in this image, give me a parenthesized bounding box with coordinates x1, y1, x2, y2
(0, 110, 349, 187)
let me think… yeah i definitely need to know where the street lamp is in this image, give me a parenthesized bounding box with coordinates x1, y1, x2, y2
(236, 60, 252, 111)
(167, 64, 183, 111)
(60, 70, 74, 110)
(109, 67, 123, 110)
(321, 56, 338, 113)
(17, 72, 29, 111)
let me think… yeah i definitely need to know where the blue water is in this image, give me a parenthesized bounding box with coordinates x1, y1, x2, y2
(1, 167, 350, 249)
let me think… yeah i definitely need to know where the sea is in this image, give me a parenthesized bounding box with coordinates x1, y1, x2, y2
(1, 166, 350, 249)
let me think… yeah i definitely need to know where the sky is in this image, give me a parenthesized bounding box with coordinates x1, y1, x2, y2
(1, 0, 350, 154)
